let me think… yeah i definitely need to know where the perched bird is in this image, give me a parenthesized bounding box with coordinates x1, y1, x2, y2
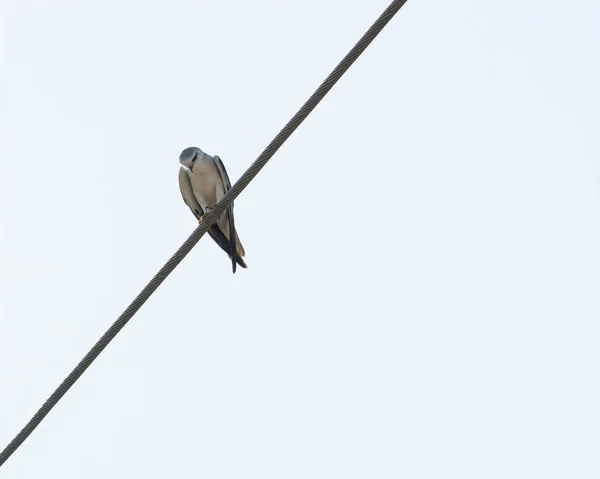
(178, 146, 247, 273)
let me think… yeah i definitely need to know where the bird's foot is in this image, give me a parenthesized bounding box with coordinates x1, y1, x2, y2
(199, 206, 218, 224)
(205, 205, 220, 221)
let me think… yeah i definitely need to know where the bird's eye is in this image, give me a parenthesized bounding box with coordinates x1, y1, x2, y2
(192, 152, 198, 162)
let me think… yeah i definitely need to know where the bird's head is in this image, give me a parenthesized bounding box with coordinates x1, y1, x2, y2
(179, 146, 204, 170)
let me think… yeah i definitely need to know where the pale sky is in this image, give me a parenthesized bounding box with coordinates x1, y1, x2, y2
(1, 0, 599, 477)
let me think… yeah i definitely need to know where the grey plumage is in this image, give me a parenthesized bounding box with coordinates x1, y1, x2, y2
(178, 146, 247, 271)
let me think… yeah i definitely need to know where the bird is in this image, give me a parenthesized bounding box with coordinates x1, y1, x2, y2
(178, 146, 247, 273)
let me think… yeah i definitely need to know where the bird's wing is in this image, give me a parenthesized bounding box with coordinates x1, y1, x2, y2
(178, 166, 247, 269)
(213, 154, 232, 192)
(213, 155, 246, 258)
(213, 155, 238, 273)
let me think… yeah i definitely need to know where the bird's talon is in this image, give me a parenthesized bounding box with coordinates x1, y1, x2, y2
(204, 206, 220, 221)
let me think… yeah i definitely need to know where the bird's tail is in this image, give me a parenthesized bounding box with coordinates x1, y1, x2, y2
(227, 229, 247, 268)
(234, 230, 246, 258)
(207, 225, 247, 269)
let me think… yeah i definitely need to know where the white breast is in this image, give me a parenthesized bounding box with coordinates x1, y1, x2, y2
(187, 160, 220, 211)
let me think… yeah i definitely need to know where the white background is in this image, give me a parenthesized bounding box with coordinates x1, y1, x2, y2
(1, 0, 599, 477)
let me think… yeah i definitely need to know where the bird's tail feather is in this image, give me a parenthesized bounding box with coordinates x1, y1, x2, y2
(234, 230, 246, 258)
(208, 225, 247, 268)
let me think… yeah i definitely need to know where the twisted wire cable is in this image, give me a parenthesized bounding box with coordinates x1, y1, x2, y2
(0, 0, 409, 467)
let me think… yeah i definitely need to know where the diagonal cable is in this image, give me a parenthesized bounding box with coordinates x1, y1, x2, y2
(0, 0, 409, 468)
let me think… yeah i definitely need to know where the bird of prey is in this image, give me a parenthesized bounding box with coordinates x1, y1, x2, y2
(178, 146, 247, 273)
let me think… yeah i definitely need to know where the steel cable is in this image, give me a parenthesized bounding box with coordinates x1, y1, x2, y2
(0, 0, 409, 467)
